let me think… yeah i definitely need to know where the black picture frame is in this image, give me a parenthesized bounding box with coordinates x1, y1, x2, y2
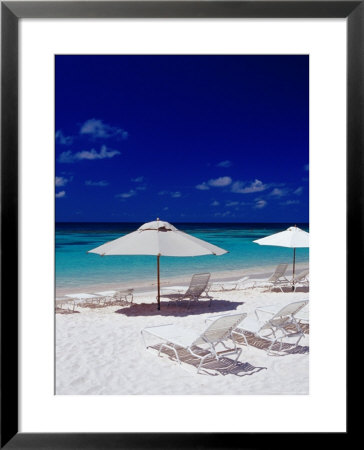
(1, 1, 354, 448)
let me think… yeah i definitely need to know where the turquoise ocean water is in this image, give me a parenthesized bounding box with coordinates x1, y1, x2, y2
(56, 223, 309, 291)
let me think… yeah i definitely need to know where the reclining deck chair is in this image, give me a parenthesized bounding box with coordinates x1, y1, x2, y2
(160, 273, 212, 308)
(291, 269, 309, 291)
(232, 300, 309, 354)
(209, 276, 253, 292)
(254, 263, 289, 291)
(95, 289, 134, 306)
(141, 312, 247, 373)
(55, 298, 76, 312)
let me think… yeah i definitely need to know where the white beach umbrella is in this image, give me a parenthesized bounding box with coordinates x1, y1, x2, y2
(253, 226, 309, 287)
(88, 219, 227, 309)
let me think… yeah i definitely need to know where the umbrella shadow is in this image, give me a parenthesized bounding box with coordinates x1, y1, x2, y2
(55, 308, 80, 315)
(77, 299, 131, 309)
(115, 300, 244, 317)
(149, 344, 266, 377)
(268, 286, 309, 293)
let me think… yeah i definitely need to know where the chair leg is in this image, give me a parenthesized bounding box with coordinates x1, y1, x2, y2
(159, 343, 181, 366)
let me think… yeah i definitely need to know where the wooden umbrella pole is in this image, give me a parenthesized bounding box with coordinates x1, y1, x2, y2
(292, 247, 296, 291)
(157, 254, 161, 310)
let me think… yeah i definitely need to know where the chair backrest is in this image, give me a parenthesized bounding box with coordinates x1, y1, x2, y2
(194, 313, 247, 345)
(259, 300, 308, 331)
(268, 263, 288, 282)
(294, 270, 309, 282)
(273, 300, 309, 320)
(185, 273, 211, 297)
(237, 276, 250, 284)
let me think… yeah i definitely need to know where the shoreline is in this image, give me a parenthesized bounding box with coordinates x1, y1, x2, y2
(56, 261, 308, 297)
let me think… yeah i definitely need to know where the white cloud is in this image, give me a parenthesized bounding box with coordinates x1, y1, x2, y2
(304, 164, 309, 171)
(216, 160, 232, 168)
(254, 199, 267, 209)
(226, 201, 239, 207)
(58, 151, 75, 163)
(214, 211, 231, 217)
(55, 130, 73, 145)
(58, 145, 120, 163)
(294, 187, 303, 195)
(85, 180, 109, 187)
(76, 146, 120, 160)
(281, 199, 300, 206)
(208, 176, 232, 187)
(211, 200, 220, 206)
(55, 191, 66, 198)
(115, 190, 137, 199)
(159, 191, 181, 198)
(80, 119, 128, 139)
(55, 176, 71, 187)
(196, 182, 210, 191)
(132, 176, 144, 183)
(231, 179, 267, 194)
(269, 188, 288, 197)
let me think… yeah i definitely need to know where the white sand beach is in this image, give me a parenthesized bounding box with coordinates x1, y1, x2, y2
(56, 265, 309, 395)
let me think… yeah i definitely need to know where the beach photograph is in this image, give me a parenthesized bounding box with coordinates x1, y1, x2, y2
(55, 55, 309, 395)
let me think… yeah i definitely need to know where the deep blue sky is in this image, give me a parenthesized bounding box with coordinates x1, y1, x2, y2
(55, 55, 309, 223)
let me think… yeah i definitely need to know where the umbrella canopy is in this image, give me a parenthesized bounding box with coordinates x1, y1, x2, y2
(253, 226, 309, 286)
(88, 219, 227, 309)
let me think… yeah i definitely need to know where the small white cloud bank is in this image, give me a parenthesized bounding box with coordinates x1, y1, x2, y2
(294, 187, 303, 195)
(55, 191, 66, 198)
(55, 176, 71, 187)
(216, 160, 232, 168)
(281, 199, 300, 206)
(196, 182, 210, 191)
(115, 190, 137, 199)
(132, 176, 144, 183)
(158, 190, 181, 198)
(208, 176, 232, 187)
(269, 188, 288, 198)
(232, 179, 267, 194)
(55, 130, 73, 145)
(85, 180, 109, 187)
(226, 201, 239, 207)
(254, 199, 267, 209)
(58, 145, 120, 163)
(80, 119, 128, 140)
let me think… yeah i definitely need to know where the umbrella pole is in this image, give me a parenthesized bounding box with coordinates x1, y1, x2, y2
(157, 254, 161, 310)
(292, 248, 296, 291)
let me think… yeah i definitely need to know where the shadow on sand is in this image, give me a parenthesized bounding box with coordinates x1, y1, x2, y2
(115, 299, 244, 317)
(148, 344, 266, 377)
(55, 308, 80, 315)
(234, 333, 309, 355)
(268, 286, 309, 293)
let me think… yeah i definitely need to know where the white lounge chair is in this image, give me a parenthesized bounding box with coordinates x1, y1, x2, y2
(209, 276, 254, 292)
(55, 298, 76, 312)
(141, 313, 247, 374)
(160, 273, 212, 308)
(94, 289, 134, 306)
(233, 300, 309, 354)
(292, 269, 309, 291)
(254, 263, 289, 291)
(64, 293, 102, 306)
